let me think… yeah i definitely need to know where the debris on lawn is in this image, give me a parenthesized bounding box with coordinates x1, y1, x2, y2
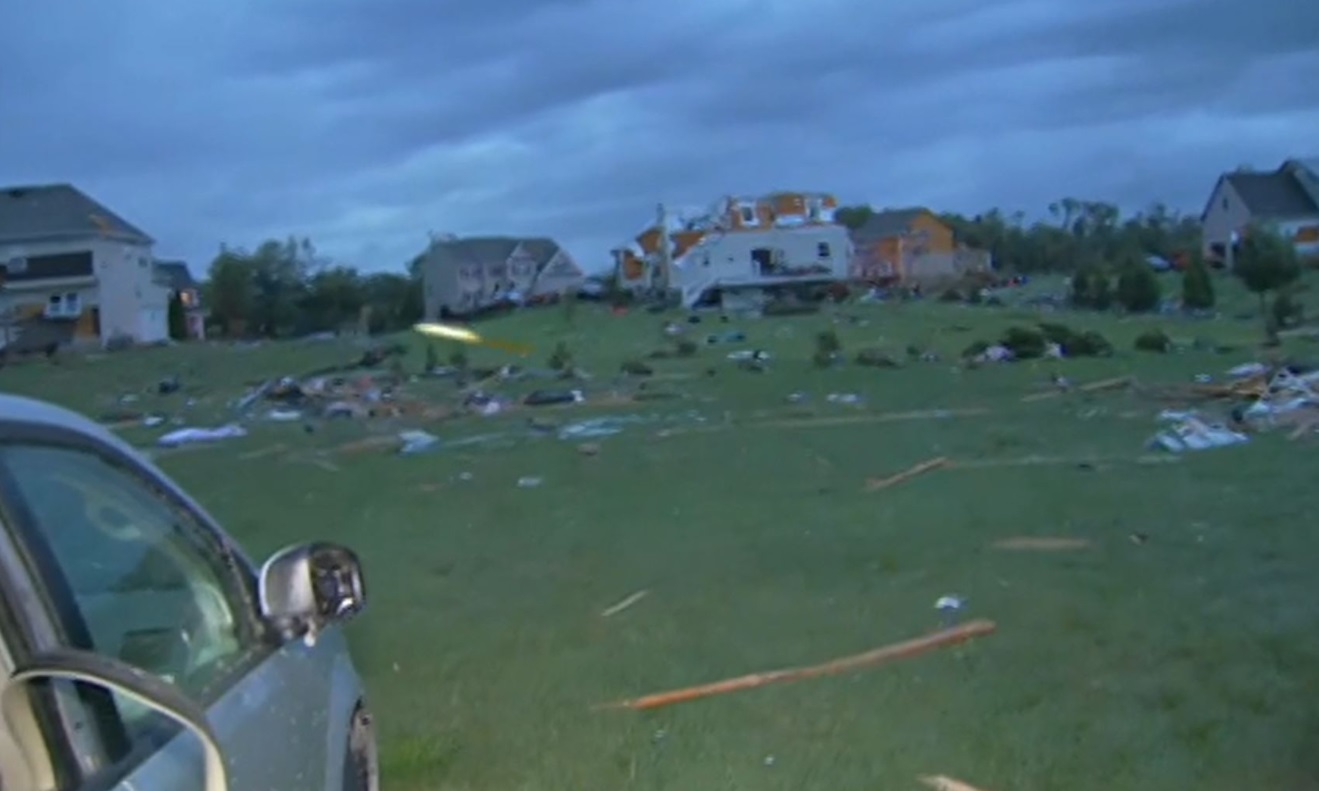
(920, 775, 993, 791)
(1149, 410, 1248, 452)
(993, 537, 1092, 551)
(601, 589, 649, 618)
(934, 595, 964, 626)
(864, 456, 950, 492)
(596, 619, 996, 712)
(1022, 375, 1131, 402)
(157, 424, 247, 448)
(516, 476, 543, 488)
(398, 429, 441, 455)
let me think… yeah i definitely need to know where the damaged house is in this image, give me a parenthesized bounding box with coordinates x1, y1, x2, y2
(0, 183, 175, 350)
(849, 207, 991, 287)
(612, 191, 852, 309)
(418, 235, 584, 319)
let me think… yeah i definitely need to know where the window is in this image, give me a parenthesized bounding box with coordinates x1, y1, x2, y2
(739, 205, 757, 225)
(45, 292, 81, 318)
(817, 242, 832, 259)
(0, 444, 261, 744)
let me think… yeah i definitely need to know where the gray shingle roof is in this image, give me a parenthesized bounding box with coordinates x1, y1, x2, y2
(1225, 170, 1319, 218)
(0, 184, 153, 244)
(154, 260, 197, 291)
(427, 236, 564, 271)
(851, 208, 928, 243)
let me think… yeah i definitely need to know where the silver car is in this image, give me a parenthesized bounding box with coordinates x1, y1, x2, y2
(0, 394, 376, 791)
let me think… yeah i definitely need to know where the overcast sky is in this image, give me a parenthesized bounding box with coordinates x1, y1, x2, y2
(3, 0, 1317, 275)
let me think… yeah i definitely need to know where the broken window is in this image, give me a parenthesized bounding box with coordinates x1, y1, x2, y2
(817, 242, 831, 259)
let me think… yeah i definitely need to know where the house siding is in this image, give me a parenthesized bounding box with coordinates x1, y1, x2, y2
(529, 250, 584, 297)
(0, 236, 168, 345)
(686, 225, 852, 285)
(1200, 179, 1254, 258)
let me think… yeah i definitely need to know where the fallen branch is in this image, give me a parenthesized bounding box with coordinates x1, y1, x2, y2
(597, 619, 995, 711)
(601, 589, 649, 618)
(865, 456, 950, 492)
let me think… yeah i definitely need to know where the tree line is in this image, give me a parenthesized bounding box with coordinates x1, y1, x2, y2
(200, 238, 423, 338)
(836, 198, 1304, 332)
(193, 197, 1304, 339)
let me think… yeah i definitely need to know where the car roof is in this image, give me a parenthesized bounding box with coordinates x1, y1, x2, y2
(0, 393, 138, 454)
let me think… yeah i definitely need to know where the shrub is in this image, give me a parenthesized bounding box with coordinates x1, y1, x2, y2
(1181, 255, 1215, 310)
(448, 345, 469, 370)
(999, 326, 1047, 359)
(548, 341, 572, 371)
(1133, 329, 1172, 353)
(1115, 262, 1161, 313)
(424, 343, 439, 371)
(1272, 291, 1304, 328)
(620, 359, 654, 375)
(674, 339, 698, 357)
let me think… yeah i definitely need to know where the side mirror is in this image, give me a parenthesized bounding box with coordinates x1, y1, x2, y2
(0, 649, 227, 791)
(258, 542, 366, 646)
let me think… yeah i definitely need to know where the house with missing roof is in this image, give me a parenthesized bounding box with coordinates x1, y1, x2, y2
(417, 235, 584, 319)
(1201, 158, 1319, 264)
(0, 183, 174, 350)
(849, 207, 991, 286)
(613, 191, 852, 308)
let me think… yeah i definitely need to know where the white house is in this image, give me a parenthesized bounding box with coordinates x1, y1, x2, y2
(0, 184, 172, 349)
(614, 191, 853, 308)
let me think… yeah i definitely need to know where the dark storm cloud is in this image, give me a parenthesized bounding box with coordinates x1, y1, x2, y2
(1, 0, 1316, 272)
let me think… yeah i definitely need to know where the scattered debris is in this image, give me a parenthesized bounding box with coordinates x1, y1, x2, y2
(516, 476, 543, 488)
(920, 775, 993, 791)
(1150, 410, 1248, 452)
(157, 424, 247, 448)
(596, 620, 996, 711)
(864, 457, 950, 492)
(993, 537, 1092, 551)
(398, 430, 440, 455)
(601, 589, 649, 618)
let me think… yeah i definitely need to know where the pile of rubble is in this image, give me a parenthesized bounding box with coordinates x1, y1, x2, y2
(1146, 361, 1319, 451)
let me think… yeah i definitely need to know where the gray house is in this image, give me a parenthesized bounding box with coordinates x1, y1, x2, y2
(1201, 159, 1319, 263)
(418, 235, 584, 319)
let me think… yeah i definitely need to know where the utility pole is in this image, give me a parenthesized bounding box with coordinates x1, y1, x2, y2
(655, 203, 672, 298)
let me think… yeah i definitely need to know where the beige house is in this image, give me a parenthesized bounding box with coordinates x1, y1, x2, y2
(850, 207, 991, 286)
(1201, 158, 1319, 263)
(0, 184, 173, 349)
(418, 235, 583, 319)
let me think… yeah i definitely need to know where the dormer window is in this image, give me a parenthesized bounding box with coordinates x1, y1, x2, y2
(738, 205, 758, 225)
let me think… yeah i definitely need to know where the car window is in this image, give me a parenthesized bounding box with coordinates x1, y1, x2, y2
(0, 444, 263, 742)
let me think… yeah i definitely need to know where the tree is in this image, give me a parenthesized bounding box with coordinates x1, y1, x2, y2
(205, 247, 255, 336)
(1069, 265, 1113, 310)
(1180, 254, 1215, 310)
(1233, 226, 1301, 326)
(167, 292, 188, 340)
(1115, 260, 1161, 313)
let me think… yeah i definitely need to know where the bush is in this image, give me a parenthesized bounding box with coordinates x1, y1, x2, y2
(1272, 292, 1304, 328)
(1133, 329, 1172, 353)
(961, 339, 991, 359)
(1115, 262, 1161, 313)
(854, 347, 899, 367)
(548, 341, 573, 371)
(1036, 321, 1113, 357)
(999, 326, 1048, 359)
(620, 359, 654, 376)
(674, 339, 698, 357)
(815, 329, 841, 355)
(424, 343, 439, 372)
(1070, 266, 1113, 310)
(448, 345, 469, 370)
(939, 288, 964, 303)
(1181, 256, 1215, 310)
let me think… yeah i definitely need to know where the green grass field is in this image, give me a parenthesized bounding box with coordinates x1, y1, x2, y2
(5, 279, 1319, 791)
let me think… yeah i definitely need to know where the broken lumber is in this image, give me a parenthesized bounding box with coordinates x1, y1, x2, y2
(864, 456, 949, 492)
(597, 619, 995, 711)
(993, 537, 1091, 551)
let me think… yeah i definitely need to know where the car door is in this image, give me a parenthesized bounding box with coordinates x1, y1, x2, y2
(0, 426, 338, 790)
